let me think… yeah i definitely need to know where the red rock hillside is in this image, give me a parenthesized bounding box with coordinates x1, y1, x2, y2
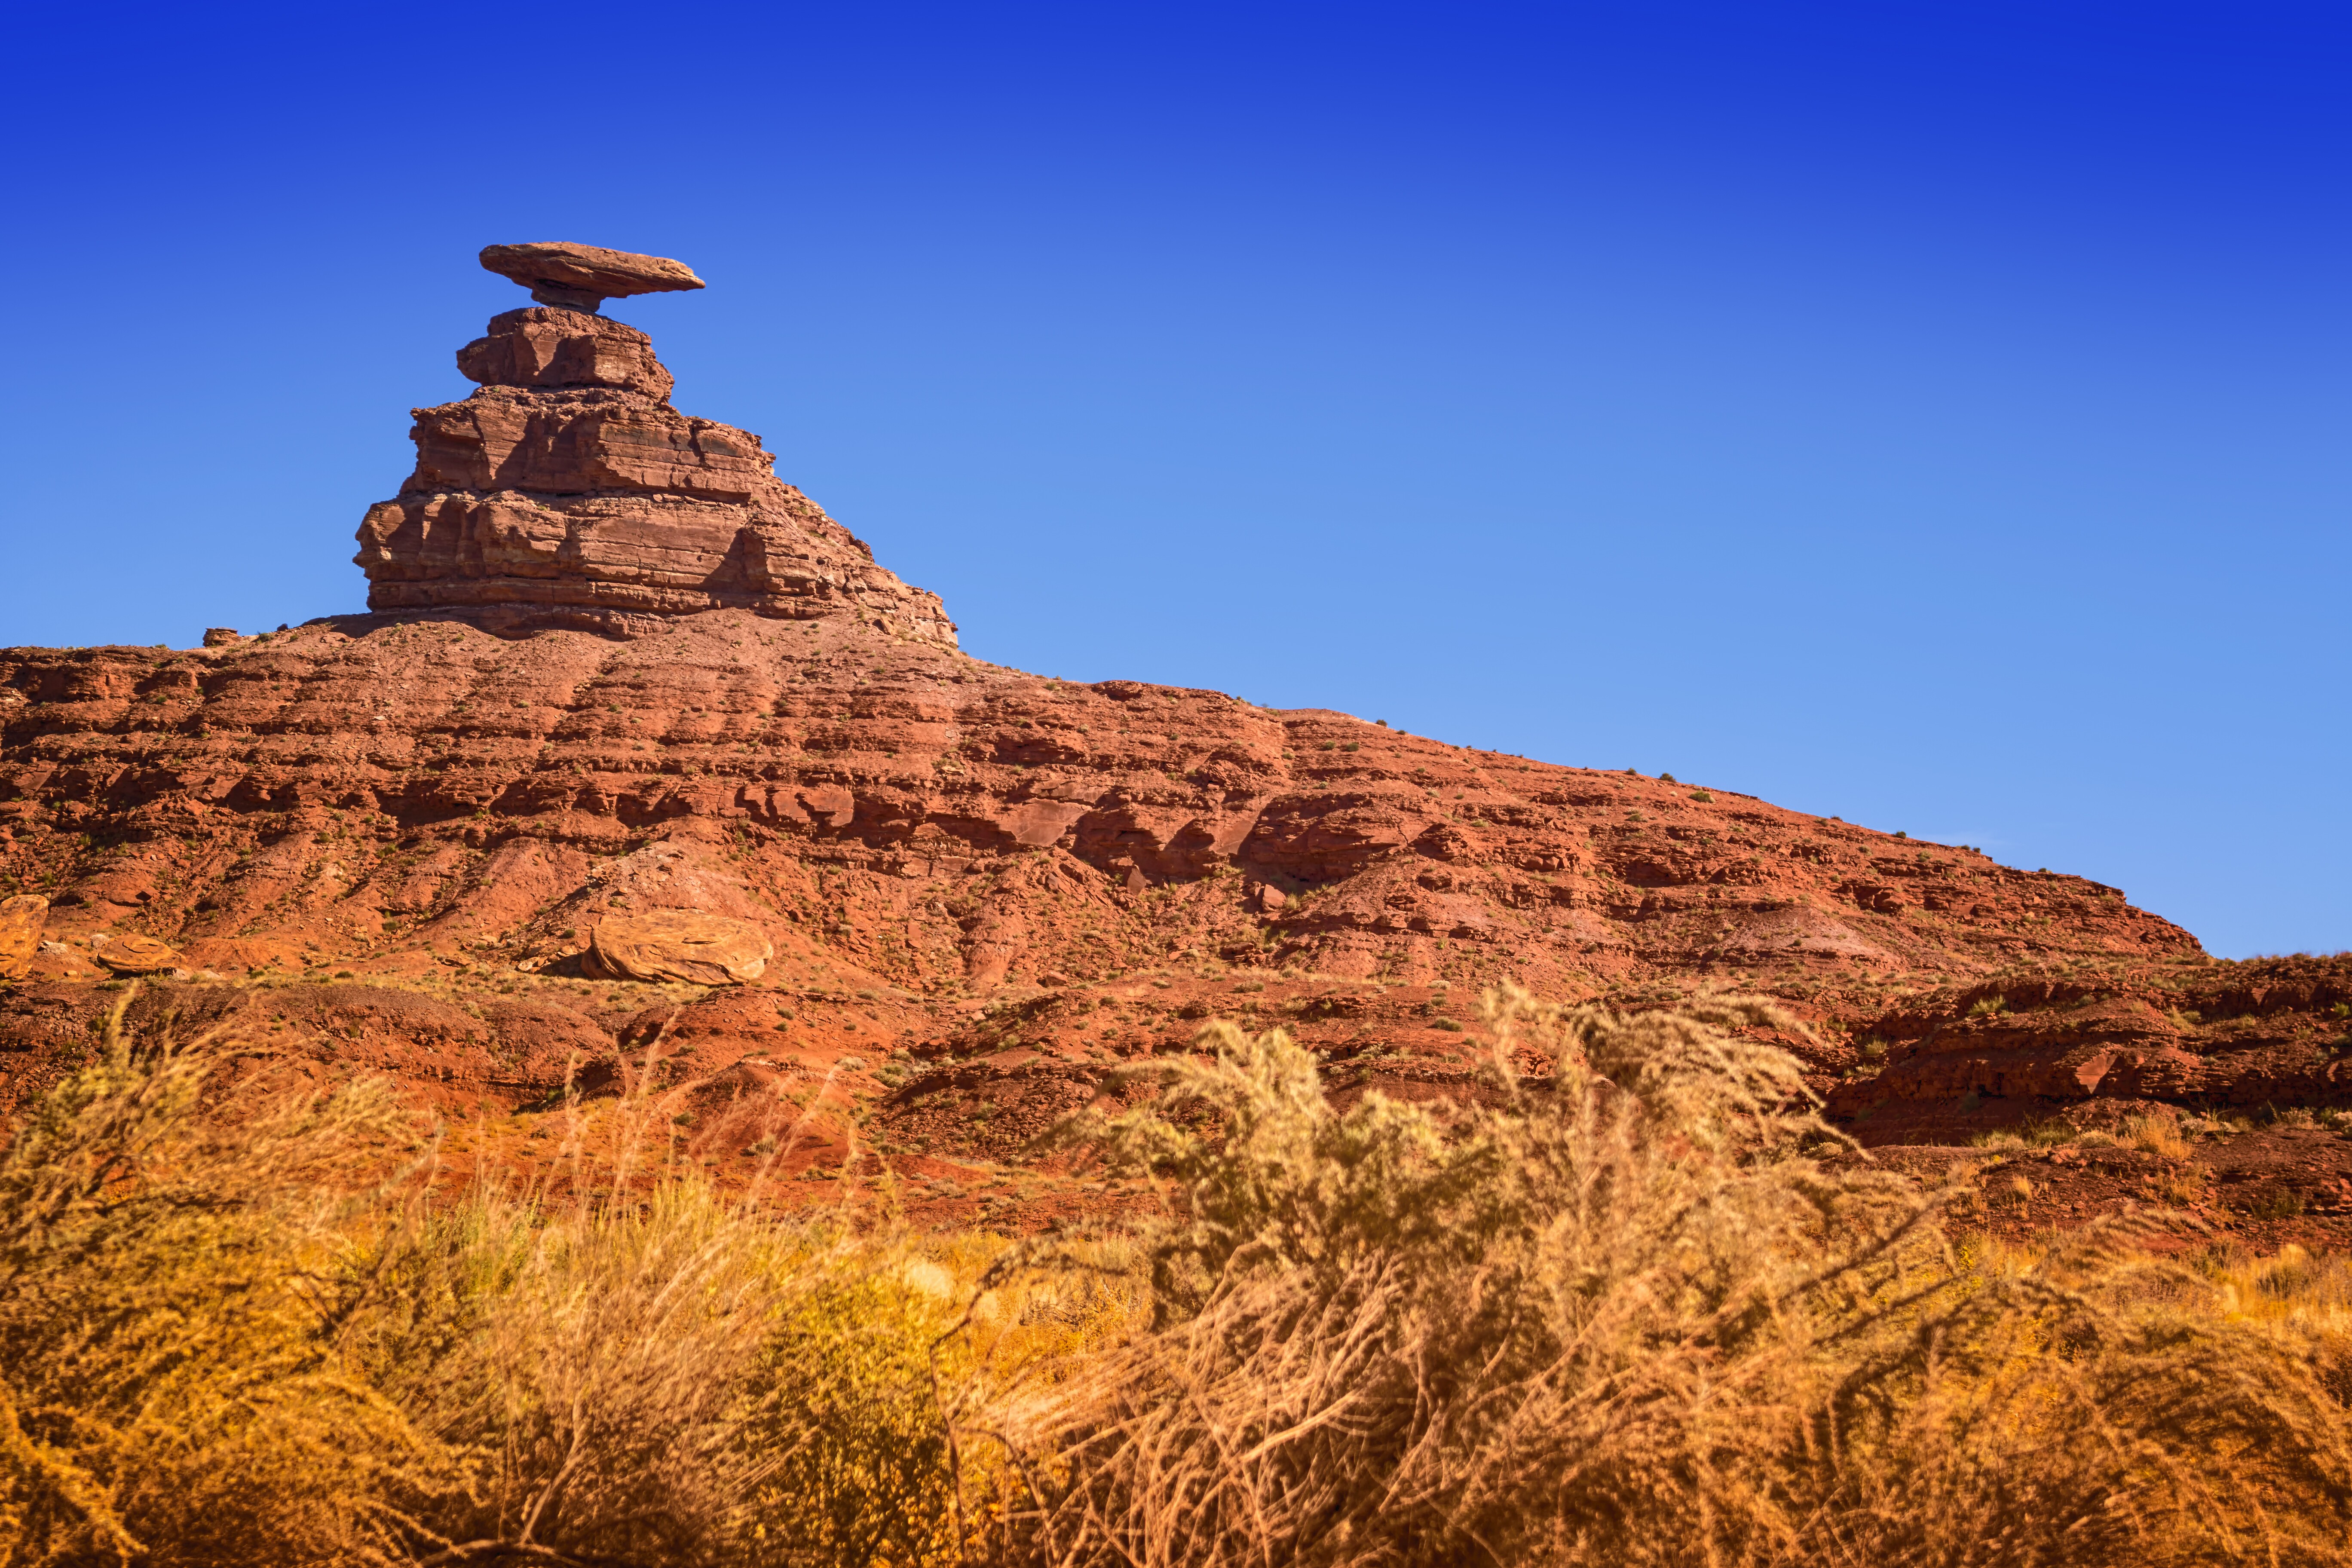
(3, 242, 2345, 1240)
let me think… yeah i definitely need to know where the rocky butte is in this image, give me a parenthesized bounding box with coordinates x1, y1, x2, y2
(2, 243, 2346, 1236)
(355, 241, 954, 643)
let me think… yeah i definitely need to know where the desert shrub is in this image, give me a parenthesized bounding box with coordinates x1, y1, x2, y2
(359, 1179, 783, 1566)
(733, 1239, 977, 1567)
(2123, 1111, 2193, 1161)
(0, 997, 1015, 1568)
(986, 989, 2352, 1568)
(1970, 1117, 2084, 1151)
(2248, 1183, 2313, 1221)
(363, 1185, 1083, 1568)
(10, 990, 2352, 1568)
(740, 1233, 1147, 1568)
(0, 990, 438, 1566)
(2199, 1244, 2352, 1406)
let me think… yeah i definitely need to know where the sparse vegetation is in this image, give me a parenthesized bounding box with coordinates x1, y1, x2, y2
(2123, 1111, 2195, 1161)
(6, 990, 2352, 1566)
(984, 993, 2352, 1566)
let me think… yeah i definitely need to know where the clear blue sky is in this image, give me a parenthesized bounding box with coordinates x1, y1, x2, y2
(2, 3, 2344, 958)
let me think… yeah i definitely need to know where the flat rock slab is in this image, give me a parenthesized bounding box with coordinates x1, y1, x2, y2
(0, 896, 44, 981)
(480, 242, 705, 310)
(587, 911, 772, 986)
(92, 931, 182, 975)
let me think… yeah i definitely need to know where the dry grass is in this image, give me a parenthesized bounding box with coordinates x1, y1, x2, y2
(360, 1181, 783, 1564)
(6, 986, 2352, 1566)
(0, 990, 436, 1565)
(975, 986, 2352, 1567)
(2121, 1112, 2194, 1161)
(1960, 1111, 2194, 1160)
(0, 989, 1090, 1568)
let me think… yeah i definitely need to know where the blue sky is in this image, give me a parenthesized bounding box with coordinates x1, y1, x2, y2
(2, 2, 2344, 957)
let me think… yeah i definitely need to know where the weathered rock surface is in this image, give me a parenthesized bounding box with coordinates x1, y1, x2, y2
(478, 242, 705, 313)
(587, 910, 772, 986)
(0, 979, 618, 1121)
(456, 308, 675, 398)
(0, 605, 2210, 1025)
(1823, 955, 2352, 1140)
(91, 930, 180, 975)
(0, 609, 2342, 1231)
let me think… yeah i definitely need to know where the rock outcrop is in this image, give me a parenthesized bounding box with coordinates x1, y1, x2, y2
(90, 930, 181, 976)
(355, 243, 956, 644)
(0, 612, 2204, 1001)
(1824, 955, 2352, 1140)
(587, 910, 772, 986)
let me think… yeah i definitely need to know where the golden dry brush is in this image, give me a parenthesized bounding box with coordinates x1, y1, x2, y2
(980, 986, 2352, 1568)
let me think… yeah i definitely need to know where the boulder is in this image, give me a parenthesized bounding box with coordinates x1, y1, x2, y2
(586, 911, 772, 986)
(0, 895, 44, 981)
(91, 931, 182, 976)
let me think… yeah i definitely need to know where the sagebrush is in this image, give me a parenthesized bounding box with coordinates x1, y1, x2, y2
(3, 986, 2350, 1568)
(978, 987, 2352, 1568)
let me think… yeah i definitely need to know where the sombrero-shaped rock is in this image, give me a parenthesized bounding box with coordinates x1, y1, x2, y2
(478, 242, 706, 313)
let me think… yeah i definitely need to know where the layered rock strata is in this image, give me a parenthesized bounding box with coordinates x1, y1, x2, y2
(1824, 956, 2352, 1138)
(0, 613, 2203, 1000)
(355, 255, 954, 644)
(0, 584, 2337, 1229)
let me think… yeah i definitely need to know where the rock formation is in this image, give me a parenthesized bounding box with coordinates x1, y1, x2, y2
(587, 910, 772, 986)
(90, 930, 180, 976)
(477, 241, 706, 314)
(354, 243, 956, 643)
(2, 240, 2345, 1243)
